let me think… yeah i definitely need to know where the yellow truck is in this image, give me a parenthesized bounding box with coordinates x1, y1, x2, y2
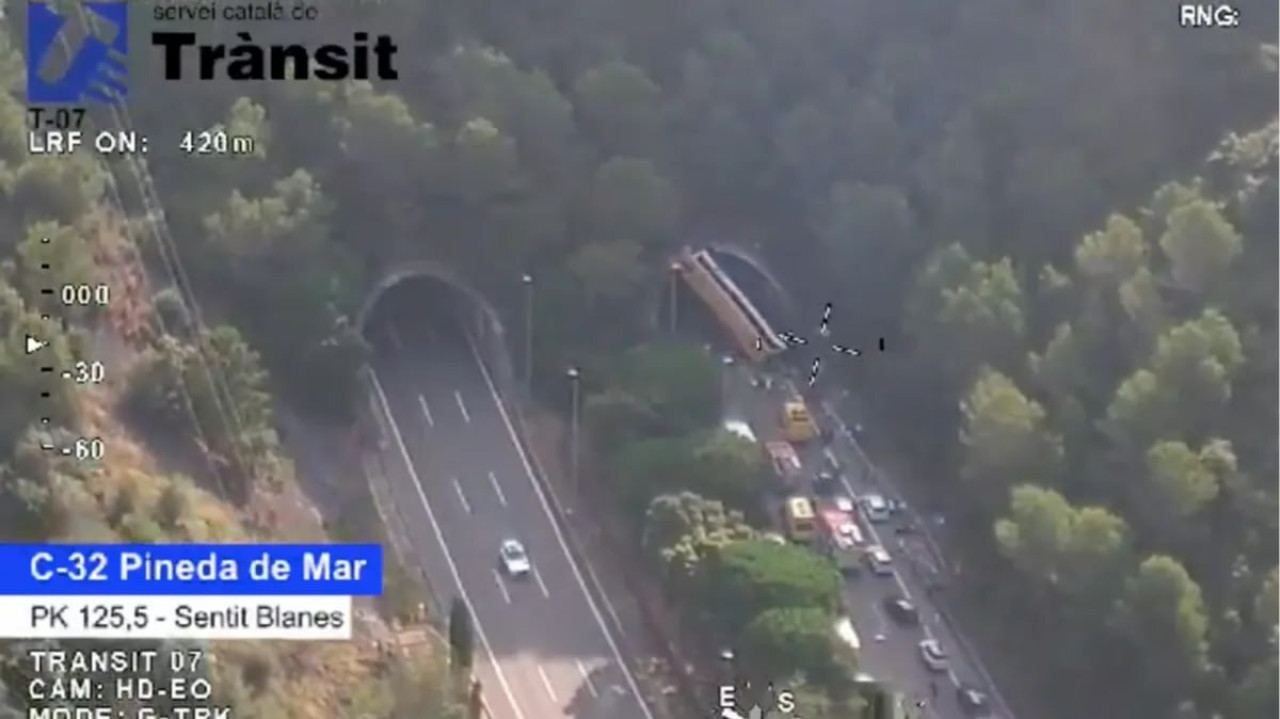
(783, 496, 817, 542)
(781, 398, 817, 443)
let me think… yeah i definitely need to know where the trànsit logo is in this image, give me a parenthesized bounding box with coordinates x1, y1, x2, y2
(26, 1, 128, 105)
(25, 0, 399, 107)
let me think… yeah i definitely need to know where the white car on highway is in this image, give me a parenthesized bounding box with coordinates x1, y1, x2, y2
(867, 545, 894, 575)
(862, 493, 891, 523)
(919, 639, 949, 672)
(499, 539, 531, 577)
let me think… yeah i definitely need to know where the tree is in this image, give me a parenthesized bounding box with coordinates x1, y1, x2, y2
(1074, 214, 1148, 287)
(198, 325, 275, 438)
(610, 436, 697, 519)
(1108, 310, 1245, 450)
(1158, 199, 1243, 294)
(1149, 310, 1244, 431)
(774, 102, 842, 198)
(809, 181, 920, 329)
(702, 539, 842, 637)
(781, 682, 866, 719)
(449, 117, 523, 207)
(1059, 506, 1132, 607)
(329, 82, 441, 228)
(567, 239, 651, 310)
(612, 343, 719, 435)
(447, 597, 474, 672)
(201, 169, 334, 294)
(1254, 567, 1278, 630)
(1144, 440, 1225, 519)
(1103, 369, 1169, 451)
(195, 97, 271, 195)
(9, 154, 105, 225)
(913, 113, 989, 249)
(432, 44, 575, 178)
(671, 32, 772, 204)
(200, 170, 366, 417)
(906, 245, 1028, 386)
(960, 369, 1062, 508)
(740, 607, 854, 690)
(689, 428, 770, 511)
(994, 485, 1075, 589)
(1231, 656, 1279, 719)
(995, 485, 1131, 605)
(586, 157, 680, 246)
(641, 492, 754, 594)
(1113, 555, 1210, 709)
(573, 60, 665, 156)
(1028, 323, 1090, 434)
(127, 326, 276, 497)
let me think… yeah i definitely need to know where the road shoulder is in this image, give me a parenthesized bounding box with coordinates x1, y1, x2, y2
(512, 403, 704, 719)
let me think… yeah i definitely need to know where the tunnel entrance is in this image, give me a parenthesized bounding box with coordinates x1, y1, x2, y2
(707, 248, 793, 332)
(359, 268, 517, 402)
(362, 277, 476, 354)
(656, 247, 795, 351)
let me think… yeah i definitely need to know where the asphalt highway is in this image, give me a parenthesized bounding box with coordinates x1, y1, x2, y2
(721, 358, 998, 719)
(364, 317, 652, 719)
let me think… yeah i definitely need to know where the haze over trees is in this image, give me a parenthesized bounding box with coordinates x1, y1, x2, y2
(0, 0, 1274, 717)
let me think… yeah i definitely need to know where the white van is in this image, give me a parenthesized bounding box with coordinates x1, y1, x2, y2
(722, 420, 757, 444)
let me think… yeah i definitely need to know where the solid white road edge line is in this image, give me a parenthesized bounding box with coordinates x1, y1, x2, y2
(520, 442, 627, 635)
(536, 665, 558, 702)
(489, 471, 508, 506)
(576, 660, 599, 697)
(465, 334, 656, 719)
(418, 394, 434, 427)
(455, 390, 471, 423)
(369, 369, 527, 719)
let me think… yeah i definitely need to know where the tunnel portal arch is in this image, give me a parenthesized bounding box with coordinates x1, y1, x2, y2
(358, 261, 516, 386)
(703, 242, 795, 318)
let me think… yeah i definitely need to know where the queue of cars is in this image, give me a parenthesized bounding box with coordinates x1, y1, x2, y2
(762, 394, 994, 717)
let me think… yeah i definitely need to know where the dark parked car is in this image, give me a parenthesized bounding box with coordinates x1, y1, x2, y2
(814, 471, 838, 495)
(883, 596, 919, 625)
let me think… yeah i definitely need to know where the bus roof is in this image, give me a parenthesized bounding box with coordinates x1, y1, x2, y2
(785, 496, 815, 517)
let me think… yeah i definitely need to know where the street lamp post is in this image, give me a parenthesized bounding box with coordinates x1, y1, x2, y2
(567, 367, 581, 494)
(521, 274, 534, 390)
(667, 262, 681, 333)
(720, 354, 734, 410)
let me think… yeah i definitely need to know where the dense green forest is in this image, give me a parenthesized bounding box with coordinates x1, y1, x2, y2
(0, 0, 1275, 717)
